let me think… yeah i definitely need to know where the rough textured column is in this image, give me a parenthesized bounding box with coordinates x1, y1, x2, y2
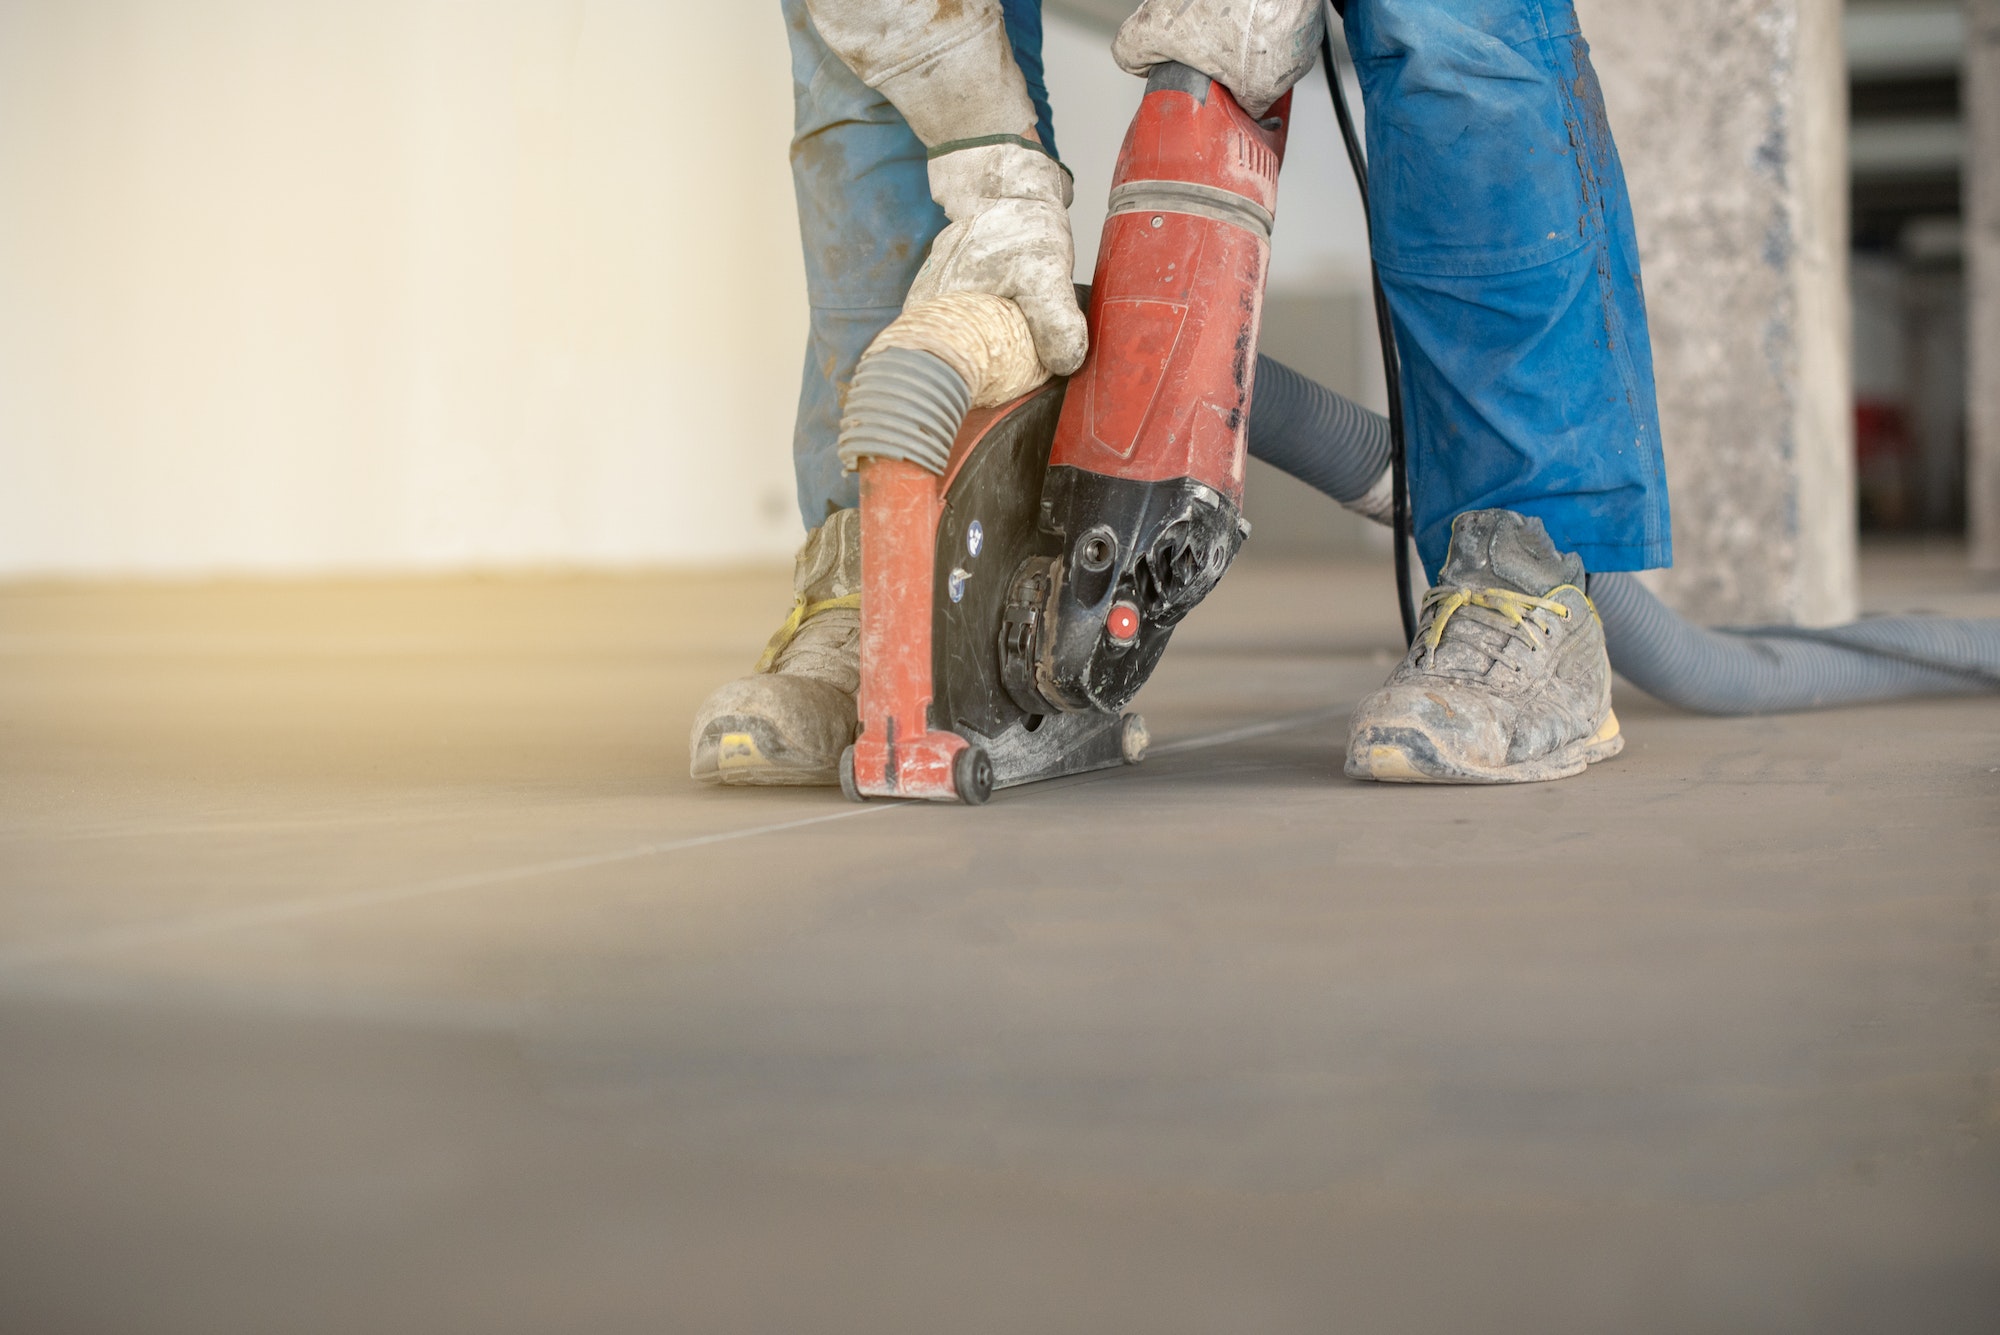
(1971, 0, 2000, 570)
(1579, 0, 1856, 625)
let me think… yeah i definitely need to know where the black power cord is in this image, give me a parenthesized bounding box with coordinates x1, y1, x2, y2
(1318, 12, 1418, 647)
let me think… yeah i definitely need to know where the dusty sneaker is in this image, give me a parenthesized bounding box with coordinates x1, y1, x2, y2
(1346, 509, 1623, 784)
(689, 508, 861, 785)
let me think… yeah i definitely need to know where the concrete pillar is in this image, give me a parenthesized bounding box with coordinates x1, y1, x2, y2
(1970, 0, 2000, 570)
(1579, 0, 1857, 625)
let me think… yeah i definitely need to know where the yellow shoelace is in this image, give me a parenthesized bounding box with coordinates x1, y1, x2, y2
(1421, 585, 1575, 652)
(754, 592, 861, 673)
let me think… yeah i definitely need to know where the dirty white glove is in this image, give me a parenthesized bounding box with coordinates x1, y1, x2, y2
(802, 0, 1086, 376)
(1112, 0, 1325, 118)
(907, 141, 1088, 377)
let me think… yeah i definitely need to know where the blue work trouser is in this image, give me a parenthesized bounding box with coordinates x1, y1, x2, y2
(781, 0, 1672, 577)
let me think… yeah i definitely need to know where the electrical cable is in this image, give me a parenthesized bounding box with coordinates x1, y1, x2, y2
(1319, 10, 1418, 646)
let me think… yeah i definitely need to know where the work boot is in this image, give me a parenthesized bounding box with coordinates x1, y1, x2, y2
(1346, 509, 1623, 784)
(689, 508, 860, 786)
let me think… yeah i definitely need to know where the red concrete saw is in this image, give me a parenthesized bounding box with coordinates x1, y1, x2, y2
(840, 64, 1292, 804)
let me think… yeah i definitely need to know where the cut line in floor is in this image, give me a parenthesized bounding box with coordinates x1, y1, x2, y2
(0, 705, 1348, 974)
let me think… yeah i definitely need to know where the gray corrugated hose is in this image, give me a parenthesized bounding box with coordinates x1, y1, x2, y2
(1585, 571, 2000, 714)
(837, 293, 1050, 477)
(836, 346, 972, 477)
(1245, 355, 2000, 715)
(1247, 354, 1393, 511)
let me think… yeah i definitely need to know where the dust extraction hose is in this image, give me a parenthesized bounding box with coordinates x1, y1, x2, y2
(837, 294, 1049, 477)
(834, 309, 2000, 715)
(1246, 355, 2000, 714)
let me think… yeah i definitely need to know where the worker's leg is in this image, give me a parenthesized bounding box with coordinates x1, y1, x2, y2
(1340, 0, 1671, 579)
(782, 0, 1056, 526)
(692, 4, 1057, 787)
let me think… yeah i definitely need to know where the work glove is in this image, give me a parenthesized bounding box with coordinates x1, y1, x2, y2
(907, 140, 1089, 378)
(1112, 0, 1325, 117)
(803, 0, 1087, 377)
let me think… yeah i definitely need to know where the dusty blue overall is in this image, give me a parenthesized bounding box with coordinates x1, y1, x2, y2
(780, 0, 1672, 578)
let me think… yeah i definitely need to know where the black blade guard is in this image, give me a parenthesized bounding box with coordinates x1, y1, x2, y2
(931, 380, 1147, 789)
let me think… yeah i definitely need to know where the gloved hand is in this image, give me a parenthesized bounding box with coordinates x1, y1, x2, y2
(907, 141, 1089, 377)
(1112, 0, 1325, 118)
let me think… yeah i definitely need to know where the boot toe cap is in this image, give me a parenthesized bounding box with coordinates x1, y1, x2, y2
(689, 675, 856, 785)
(1345, 684, 1511, 782)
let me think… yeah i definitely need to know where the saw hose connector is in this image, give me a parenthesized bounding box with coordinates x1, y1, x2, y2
(837, 293, 1049, 476)
(836, 347, 971, 476)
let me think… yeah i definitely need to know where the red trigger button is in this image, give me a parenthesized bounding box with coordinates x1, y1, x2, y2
(1106, 603, 1140, 643)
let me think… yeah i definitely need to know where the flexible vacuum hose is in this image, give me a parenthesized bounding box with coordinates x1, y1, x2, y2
(837, 346, 971, 476)
(1249, 355, 1393, 512)
(1246, 356, 2000, 714)
(837, 293, 1049, 476)
(839, 317, 2000, 715)
(1587, 572, 2000, 713)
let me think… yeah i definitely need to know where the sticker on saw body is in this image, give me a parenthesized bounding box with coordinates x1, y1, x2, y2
(967, 521, 984, 557)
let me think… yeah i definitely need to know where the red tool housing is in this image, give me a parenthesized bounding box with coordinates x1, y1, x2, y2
(1006, 65, 1289, 717)
(843, 64, 1288, 803)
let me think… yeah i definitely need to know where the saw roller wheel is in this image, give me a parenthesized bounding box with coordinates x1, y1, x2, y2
(952, 745, 994, 805)
(838, 744, 862, 803)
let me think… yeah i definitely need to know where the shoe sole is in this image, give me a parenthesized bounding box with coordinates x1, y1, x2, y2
(689, 716, 840, 787)
(1347, 709, 1625, 785)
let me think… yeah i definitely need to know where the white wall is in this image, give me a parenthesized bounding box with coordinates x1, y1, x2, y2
(0, 0, 808, 577)
(0, 4, 1377, 580)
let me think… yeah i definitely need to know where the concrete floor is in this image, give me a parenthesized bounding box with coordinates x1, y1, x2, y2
(1, 545, 1997, 1334)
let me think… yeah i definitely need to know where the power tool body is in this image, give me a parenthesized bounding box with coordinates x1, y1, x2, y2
(842, 64, 1291, 803)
